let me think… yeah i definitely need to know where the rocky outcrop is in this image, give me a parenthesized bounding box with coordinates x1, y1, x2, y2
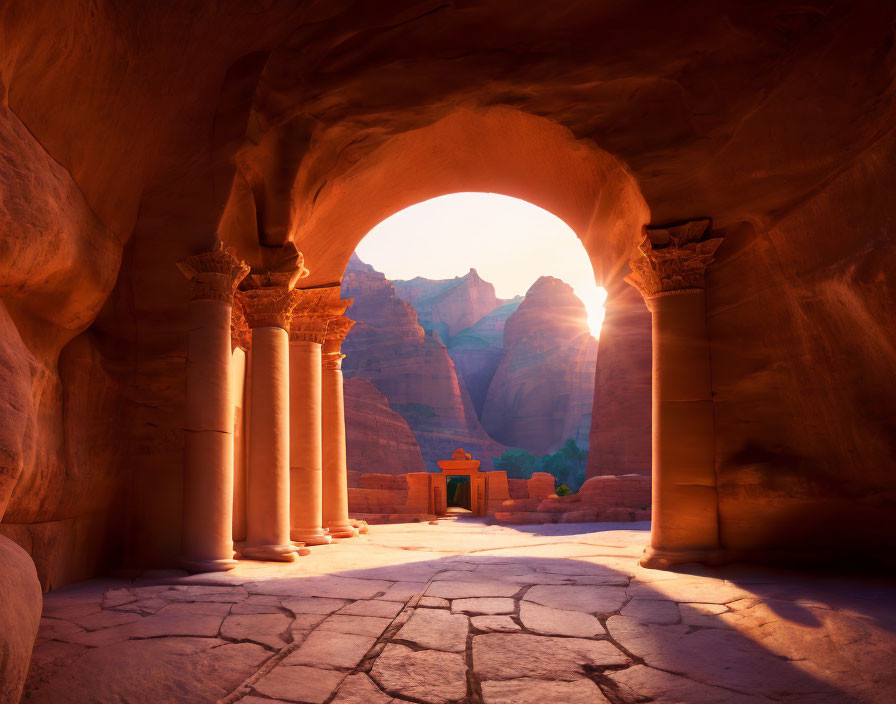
(446, 298, 521, 418)
(393, 269, 502, 342)
(341, 256, 505, 471)
(482, 277, 597, 456)
(344, 377, 427, 476)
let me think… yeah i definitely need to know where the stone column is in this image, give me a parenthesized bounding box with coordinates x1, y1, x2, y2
(230, 302, 250, 544)
(321, 311, 358, 539)
(288, 289, 336, 546)
(625, 219, 723, 569)
(176, 241, 249, 572)
(238, 245, 310, 562)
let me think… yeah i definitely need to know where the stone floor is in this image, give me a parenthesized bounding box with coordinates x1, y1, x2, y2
(22, 518, 896, 703)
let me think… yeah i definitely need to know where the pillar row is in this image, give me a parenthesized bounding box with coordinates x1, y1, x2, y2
(288, 289, 341, 546)
(176, 241, 249, 572)
(321, 312, 357, 539)
(237, 246, 310, 562)
(625, 219, 724, 569)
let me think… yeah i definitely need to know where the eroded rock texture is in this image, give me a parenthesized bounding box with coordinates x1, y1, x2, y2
(392, 268, 502, 342)
(343, 377, 427, 476)
(341, 256, 506, 471)
(483, 277, 597, 455)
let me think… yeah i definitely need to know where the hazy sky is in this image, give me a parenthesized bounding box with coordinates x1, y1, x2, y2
(355, 193, 607, 336)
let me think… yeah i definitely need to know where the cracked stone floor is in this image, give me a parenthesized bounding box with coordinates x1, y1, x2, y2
(22, 518, 896, 704)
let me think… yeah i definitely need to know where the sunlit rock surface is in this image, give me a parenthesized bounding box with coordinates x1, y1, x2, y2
(341, 256, 506, 471)
(343, 377, 427, 476)
(482, 277, 597, 455)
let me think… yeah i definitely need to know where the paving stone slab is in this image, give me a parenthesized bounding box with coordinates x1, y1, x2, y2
(24, 637, 268, 704)
(481, 678, 610, 704)
(377, 581, 427, 601)
(425, 581, 519, 599)
(254, 664, 347, 703)
(519, 602, 604, 637)
(221, 612, 292, 649)
(472, 633, 627, 680)
(523, 584, 626, 613)
(418, 596, 449, 608)
(283, 630, 376, 670)
(608, 664, 766, 703)
(282, 597, 349, 614)
(621, 598, 680, 625)
(331, 672, 403, 704)
(679, 602, 730, 628)
(318, 614, 393, 638)
(247, 576, 393, 599)
(338, 599, 404, 618)
(470, 615, 521, 633)
(395, 608, 468, 652)
(371, 644, 467, 704)
(450, 597, 515, 615)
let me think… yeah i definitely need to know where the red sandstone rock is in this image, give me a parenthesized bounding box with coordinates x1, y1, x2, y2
(482, 278, 596, 455)
(341, 256, 505, 470)
(344, 378, 426, 476)
(392, 268, 502, 342)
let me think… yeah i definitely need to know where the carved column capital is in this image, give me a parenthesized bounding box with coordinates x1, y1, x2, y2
(322, 310, 355, 355)
(230, 299, 251, 351)
(237, 287, 296, 329)
(624, 219, 723, 301)
(177, 240, 249, 303)
(236, 243, 312, 329)
(289, 288, 339, 344)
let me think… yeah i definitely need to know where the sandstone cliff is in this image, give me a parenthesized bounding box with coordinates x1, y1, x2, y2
(392, 268, 501, 342)
(482, 277, 597, 456)
(341, 255, 505, 471)
(344, 377, 427, 476)
(446, 297, 521, 418)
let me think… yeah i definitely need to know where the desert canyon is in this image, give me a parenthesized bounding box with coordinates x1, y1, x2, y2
(2, 2, 896, 703)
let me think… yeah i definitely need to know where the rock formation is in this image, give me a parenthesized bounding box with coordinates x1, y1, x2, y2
(445, 298, 521, 418)
(343, 377, 427, 476)
(341, 256, 505, 471)
(482, 277, 597, 456)
(392, 268, 502, 342)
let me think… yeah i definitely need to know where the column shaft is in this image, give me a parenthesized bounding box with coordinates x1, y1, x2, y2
(322, 353, 356, 538)
(289, 340, 331, 545)
(243, 326, 297, 561)
(231, 346, 248, 543)
(648, 291, 718, 558)
(181, 298, 237, 571)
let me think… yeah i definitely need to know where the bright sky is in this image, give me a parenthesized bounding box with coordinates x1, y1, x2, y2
(355, 193, 607, 337)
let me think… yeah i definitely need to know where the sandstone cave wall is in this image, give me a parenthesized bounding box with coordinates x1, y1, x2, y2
(708, 125, 896, 556)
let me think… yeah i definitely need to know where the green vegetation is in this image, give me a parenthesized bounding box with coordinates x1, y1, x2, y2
(492, 439, 588, 493)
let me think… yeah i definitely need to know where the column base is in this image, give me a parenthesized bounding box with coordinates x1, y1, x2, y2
(178, 556, 238, 573)
(291, 530, 333, 546)
(240, 544, 298, 562)
(639, 545, 727, 570)
(327, 522, 359, 539)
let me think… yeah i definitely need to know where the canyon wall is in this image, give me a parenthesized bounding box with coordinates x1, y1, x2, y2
(482, 277, 597, 456)
(344, 377, 427, 476)
(341, 255, 506, 471)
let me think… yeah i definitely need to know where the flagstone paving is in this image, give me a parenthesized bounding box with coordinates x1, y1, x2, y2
(21, 518, 896, 703)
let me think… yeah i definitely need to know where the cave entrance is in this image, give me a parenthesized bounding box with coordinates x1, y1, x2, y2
(446, 475, 471, 510)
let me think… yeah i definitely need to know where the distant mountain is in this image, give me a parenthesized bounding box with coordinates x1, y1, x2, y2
(446, 297, 522, 417)
(340, 255, 596, 474)
(392, 268, 502, 342)
(481, 276, 597, 456)
(341, 254, 506, 472)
